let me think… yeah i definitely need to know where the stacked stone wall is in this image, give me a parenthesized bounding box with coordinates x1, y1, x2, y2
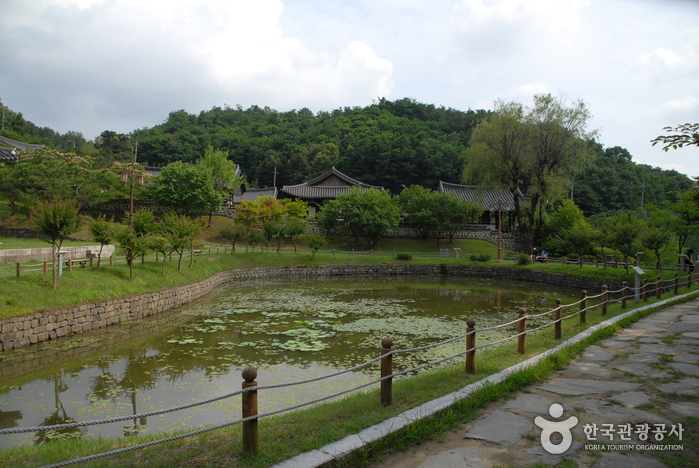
(0, 264, 623, 352)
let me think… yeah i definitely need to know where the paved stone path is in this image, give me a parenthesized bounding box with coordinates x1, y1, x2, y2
(369, 299, 699, 468)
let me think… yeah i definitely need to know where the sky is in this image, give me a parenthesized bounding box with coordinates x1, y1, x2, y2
(0, 0, 697, 176)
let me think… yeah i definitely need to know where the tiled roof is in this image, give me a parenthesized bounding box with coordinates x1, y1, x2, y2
(280, 185, 376, 199)
(0, 136, 45, 151)
(279, 166, 383, 200)
(241, 187, 277, 202)
(0, 147, 19, 163)
(438, 181, 523, 211)
(143, 166, 162, 176)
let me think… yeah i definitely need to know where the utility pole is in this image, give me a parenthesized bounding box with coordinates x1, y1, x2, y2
(129, 138, 138, 229)
(272, 166, 278, 189)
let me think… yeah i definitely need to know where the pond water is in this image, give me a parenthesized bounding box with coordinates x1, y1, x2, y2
(0, 276, 584, 449)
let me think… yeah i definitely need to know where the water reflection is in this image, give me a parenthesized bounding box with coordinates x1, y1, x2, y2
(0, 276, 582, 449)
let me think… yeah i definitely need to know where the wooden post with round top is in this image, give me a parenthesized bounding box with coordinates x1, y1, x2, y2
(242, 367, 258, 453)
(517, 308, 527, 354)
(381, 338, 393, 406)
(621, 281, 628, 309)
(674, 273, 678, 295)
(580, 290, 587, 324)
(465, 319, 476, 374)
(656, 276, 662, 300)
(688, 271, 692, 289)
(554, 299, 562, 340)
(642, 279, 648, 302)
(380, 338, 393, 406)
(601, 285, 608, 316)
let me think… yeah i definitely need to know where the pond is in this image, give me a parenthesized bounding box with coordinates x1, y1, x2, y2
(0, 275, 584, 449)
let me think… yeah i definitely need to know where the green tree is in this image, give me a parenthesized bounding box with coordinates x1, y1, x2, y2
(158, 211, 202, 272)
(87, 215, 112, 268)
(247, 230, 265, 258)
(316, 187, 401, 249)
(398, 185, 441, 239)
(640, 227, 672, 270)
(555, 223, 597, 267)
(605, 211, 645, 272)
(219, 225, 244, 253)
(30, 199, 81, 290)
(149, 236, 171, 275)
(463, 94, 595, 251)
(651, 123, 699, 152)
(196, 145, 242, 225)
(433, 192, 482, 245)
(153, 162, 223, 216)
(307, 234, 326, 259)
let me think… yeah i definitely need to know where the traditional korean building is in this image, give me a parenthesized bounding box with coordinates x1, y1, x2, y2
(438, 181, 524, 230)
(0, 147, 19, 167)
(278, 167, 384, 217)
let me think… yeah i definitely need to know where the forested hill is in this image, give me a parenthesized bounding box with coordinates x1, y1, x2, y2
(0, 97, 693, 217)
(132, 98, 490, 193)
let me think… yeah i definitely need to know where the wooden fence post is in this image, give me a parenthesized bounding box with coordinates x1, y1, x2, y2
(674, 273, 678, 295)
(371, 249, 373, 256)
(69, 259, 73, 272)
(688, 272, 692, 289)
(242, 367, 258, 454)
(44, 261, 48, 275)
(466, 319, 476, 374)
(601, 285, 608, 316)
(580, 290, 587, 324)
(554, 299, 562, 339)
(641, 279, 647, 301)
(16, 263, 20, 278)
(656, 276, 662, 299)
(381, 338, 393, 406)
(332, 249, 335, 255)
(352, 249, 355, 255)
(110, 256, 113, 267)
(208, 249, 211, 258)
(621, 281, 628, 309)
(517, 308, 527, 354)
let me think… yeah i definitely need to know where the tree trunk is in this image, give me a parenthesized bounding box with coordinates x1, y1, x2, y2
(96, 244, 104, 269)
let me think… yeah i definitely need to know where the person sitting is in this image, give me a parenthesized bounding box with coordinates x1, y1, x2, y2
(537, 250, 549, 262)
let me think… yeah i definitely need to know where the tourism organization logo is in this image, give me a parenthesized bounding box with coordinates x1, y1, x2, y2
(535, 404, 685, 454)
(534, 403, 578, 454)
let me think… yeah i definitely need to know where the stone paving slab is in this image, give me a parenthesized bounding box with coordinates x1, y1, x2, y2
(581, 345, 614, 362)
(668, 401, 699, 417)
(613, 363, 672, 379)
(627, 353, 660, 363)
(419, 447, 486, 468)
(669, 362, 699, 376)
(581, 400, 671, 425)
(566, 361, 614, 378)
(657, 378, 699, 395)
(640, 343, 677, 354)
(593, 454, 666, 468)
(683, 332, 699, 339)
(501, 393, 573, 416)
(535, 378, 643, 396)
(463, 410, 531, 446)
(527, 441, 584, 465)
(674, 353, 699, 364)
(613, 391, 651, 407)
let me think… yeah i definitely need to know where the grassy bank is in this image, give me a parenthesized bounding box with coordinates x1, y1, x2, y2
(2, 283, 697, 467)
(0, 240, 684, 321)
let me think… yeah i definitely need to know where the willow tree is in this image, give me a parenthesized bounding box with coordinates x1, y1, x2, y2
(463, 94, 595, 251)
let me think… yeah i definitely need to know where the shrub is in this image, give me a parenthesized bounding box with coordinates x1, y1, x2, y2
(469, 253, 491, 262)
(517, 254, 532, 265)
(567, 253, 579, 260)
(395, 252, 413, 261)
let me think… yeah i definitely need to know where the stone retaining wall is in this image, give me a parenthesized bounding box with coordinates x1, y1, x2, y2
(0, 264, 624, 352)
(0, 245, 115, 265)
